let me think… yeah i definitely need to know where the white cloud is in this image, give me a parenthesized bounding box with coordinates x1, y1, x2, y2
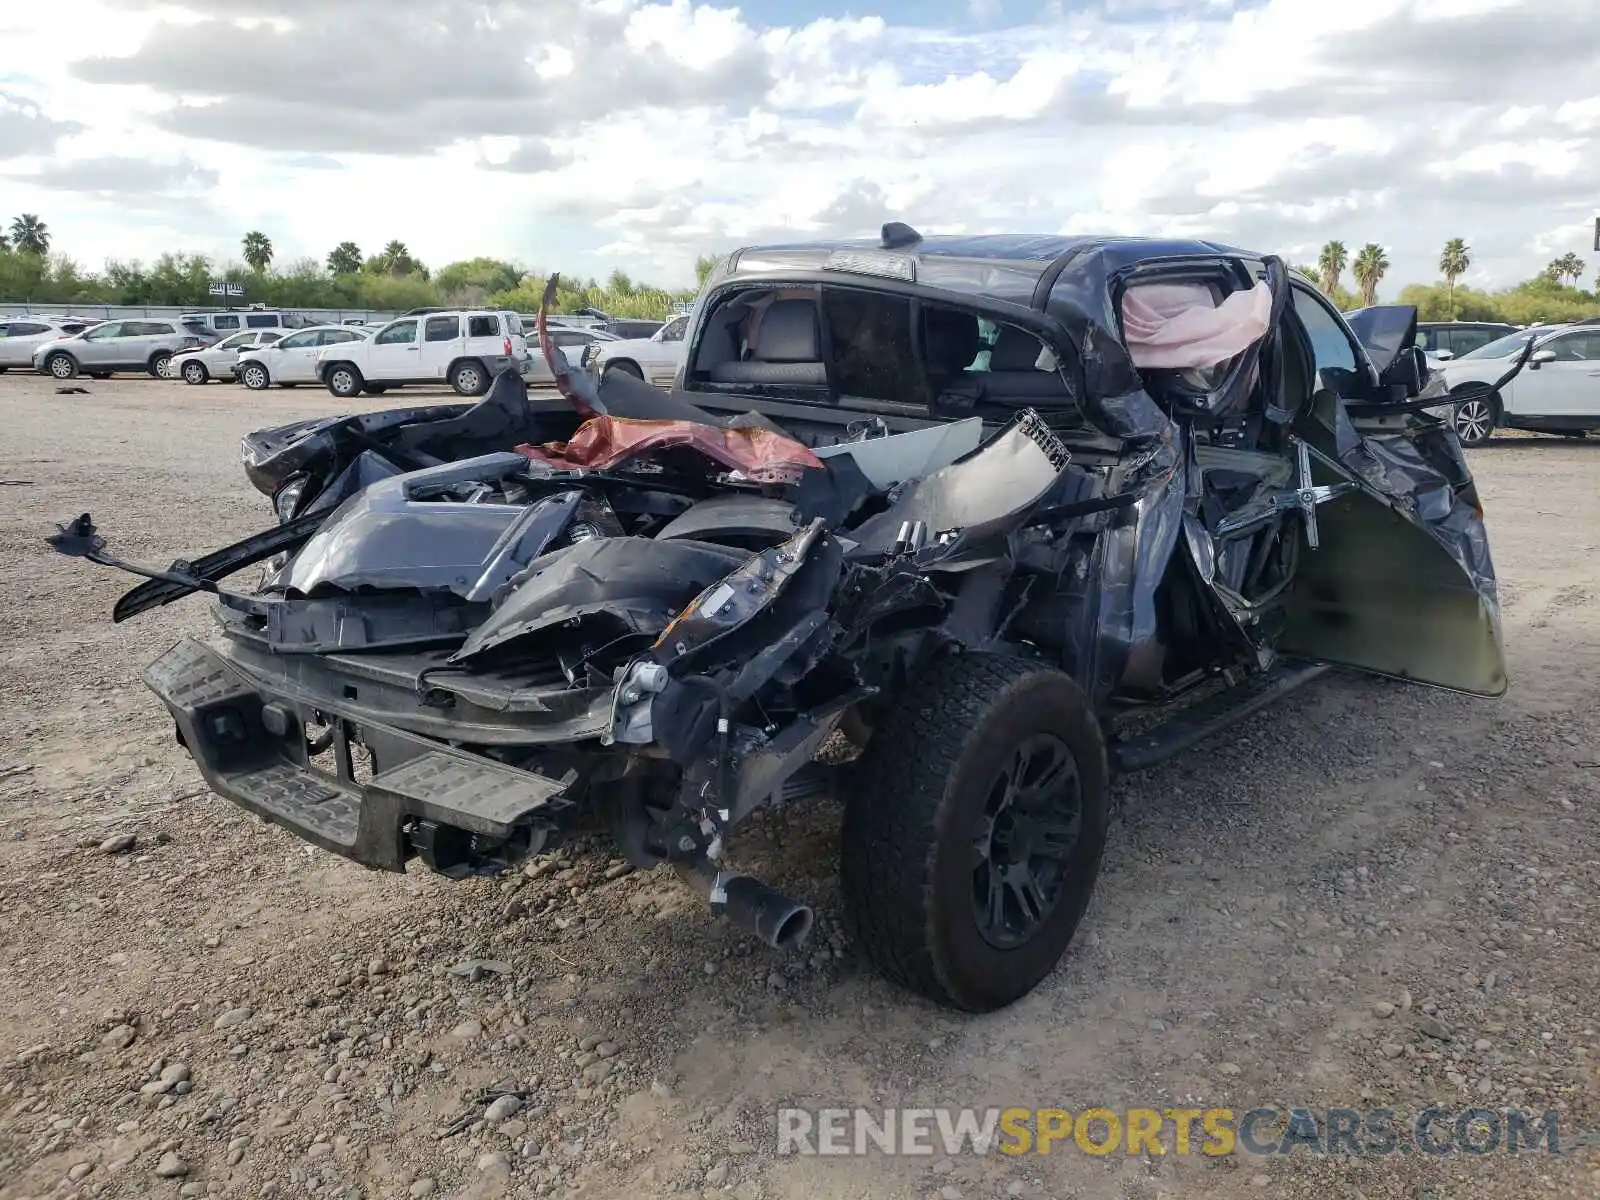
(0, 0, 1596, 296)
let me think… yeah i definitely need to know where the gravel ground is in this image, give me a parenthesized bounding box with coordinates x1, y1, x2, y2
(1, 372, 1597, 1200)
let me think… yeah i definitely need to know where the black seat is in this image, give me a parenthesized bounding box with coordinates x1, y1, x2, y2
(709, 299, 826, 385)
(979, 325, 1073, 402)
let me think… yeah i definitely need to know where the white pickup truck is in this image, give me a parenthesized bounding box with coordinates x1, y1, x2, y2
(315, 310, 528, 397)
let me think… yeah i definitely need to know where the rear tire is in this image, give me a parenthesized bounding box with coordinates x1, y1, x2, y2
(451, 359, 488, 397)
(325, 363, 364, 398)
(149, 352, 174, 379)
(45, 352, 78, 380)
(841, 654, 1109, 1012)
(181, 360, 209, 385)
(1452, 391, 1497, 446)
(239, 361, 271, 391)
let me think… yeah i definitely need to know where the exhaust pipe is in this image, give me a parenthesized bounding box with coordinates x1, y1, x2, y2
(677, 860, 814, 952)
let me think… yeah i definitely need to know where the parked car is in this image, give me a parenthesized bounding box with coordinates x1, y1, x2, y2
(589, 313, 688, 387)
(32, 319, 205, 380)
(51, 228, 1513, 1013)
(524, 326, 617, 386)
(235, 325, 372, 391)
(172, 329, 287, 385)
(1412, 321, 1517, 367)
(0, 316, 94, 371)
(314, 310, 528, 398)
(1433, 323, 1600, 443)
(180, 310, 308, 337)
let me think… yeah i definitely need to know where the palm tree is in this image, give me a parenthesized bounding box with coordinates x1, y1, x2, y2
(241, 231, 274, 272)
(0, 229, 9, 253)
(1439, 238, 1470, 319)
(10, 214, 50, 255)
(1555, 252, 1586, 287)
(1317, 241, 1347, 299)
(379, 240, 416, 276)
(326, 241, 362, 275)
(1352, 243, 1390, 307)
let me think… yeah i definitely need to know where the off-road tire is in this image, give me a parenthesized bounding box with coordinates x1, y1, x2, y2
(238, 361, 270, 390)
(603, 360, 643, 382)
(450, 359, 488, 397)
(1451, 388, 1497, 447)
(325, 363, 364, 398)
(841, 653, 1109, 1012)
(45, 352, 78, 380)
(149, 351, 174, 379)
(181, 360, 209, 385)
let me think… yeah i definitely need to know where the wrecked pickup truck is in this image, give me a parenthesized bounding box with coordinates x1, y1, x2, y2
(50, 228, 1526, 1012)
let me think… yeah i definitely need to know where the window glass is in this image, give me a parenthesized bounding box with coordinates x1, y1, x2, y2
(84, 323, 122, 340)
(245, 313, 278, 328)
(659, 316, 687, 343)
(325, 329, 360, 345)
(217, 331, 254, 349)
(259, 330, 283, 343)
(2, 321, 49, 337)
(1547, 332, 1600, 361)
(374, 321, 417, 346)
(1450, 329, 1496, 355)
(822, 288, 917, 404)
(552, 330, 593, 348)
(212, 314, 240, 331)
(278, 331, 317, 349)
(466, 315, 497, 338)
(426, 316, 461, 342)
(1461, 331, 1538, 360)
(1290, 288, 1363, 395)
(1413, 327, 1439, 352)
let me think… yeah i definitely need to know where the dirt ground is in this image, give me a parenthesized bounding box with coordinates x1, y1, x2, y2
(1, 372, 1597, 1200)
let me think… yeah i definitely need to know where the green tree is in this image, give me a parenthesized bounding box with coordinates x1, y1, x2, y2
(606, 268, 635, 297)
(1550, 252, 1586, 287)
(10, 214, 50, 255)
(1352, 243, 1390, 307)
(326, 241, 363, 275)
(0, 229, 8, 253)
(241, 230, 274, 272)
(436, 257, 521, 300)
(1438, 238, 1470, 319)
(375, 240, 418, 276)
(1317, 240, 1347, 300)
(694, 254, 721, 286)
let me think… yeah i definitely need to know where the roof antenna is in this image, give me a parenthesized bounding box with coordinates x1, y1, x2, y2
(880, 221, 922, 249)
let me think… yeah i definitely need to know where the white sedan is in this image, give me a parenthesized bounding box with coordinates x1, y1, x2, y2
(589, 314, 688, 388)
(172, 328, 287, 384)
(236, 325, 371, 390)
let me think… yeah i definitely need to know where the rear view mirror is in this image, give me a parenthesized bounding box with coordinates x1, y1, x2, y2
(1433, 349, 1454, 361)
(1379, 345, 1427, 399)
(1530, 348, 1556, 367)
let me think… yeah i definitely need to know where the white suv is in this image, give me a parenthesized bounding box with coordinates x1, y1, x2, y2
(589, 314, 688, 388)
(315, 310, 527, 398)
(1433, 325, 1600, 445)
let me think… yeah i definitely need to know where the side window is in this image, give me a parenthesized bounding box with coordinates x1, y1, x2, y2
(212, 314, 240, 331)
(1413, 327, 1438, 352)
(374, 320, 418, 346)
(277, 331, 315, 349)
(259, 330, 283, 343)
(822, 288, 919, 405)
(326, 330, 358, 345)
(84, 323, 123, 340)
(466, 315, 497, 338)
(1546, 333, 1600, 361)
(553, 330, 592, 348)
(245, 313, 277, 329)
(660, 317, 687, 343)
(427, 316, 462, 341)
(217, 331, 253, 349)
(1289, 288, 1363, 396)
(5, 321, 48, 336)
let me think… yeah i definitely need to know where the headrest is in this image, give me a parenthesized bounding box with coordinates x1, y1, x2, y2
(990, 325, 1046, 371)
(753, 299, 820, 363)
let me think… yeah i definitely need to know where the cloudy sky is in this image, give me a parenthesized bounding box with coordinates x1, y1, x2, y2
(2, 0, 1598, 294)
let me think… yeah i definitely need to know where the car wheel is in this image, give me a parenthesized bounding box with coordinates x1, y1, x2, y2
(451, 359, 487, 397)
(362, 383, 389, 395)
(149, 352, 175, 379)
(181, 360, 209, 385)
(325, 364, 364, 399)
(239, 362, 271, 391)
(841, 654, 1109, 1012)
(603, 360, 644, 382)
(1452, 393, 1497, 447)
(45, 352, 79, 380)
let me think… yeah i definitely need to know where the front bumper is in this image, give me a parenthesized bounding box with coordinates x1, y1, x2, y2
(146, 638, 573, 871)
